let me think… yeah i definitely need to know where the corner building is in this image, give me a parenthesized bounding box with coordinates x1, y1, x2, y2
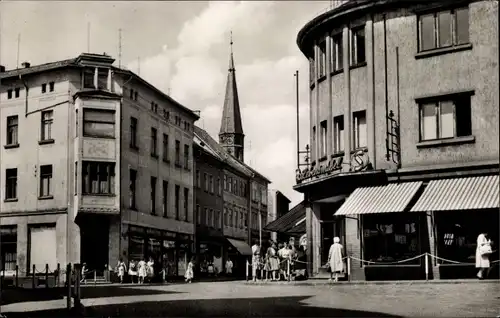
(295, 0, 499, 280)
(0, 53, 198, 279)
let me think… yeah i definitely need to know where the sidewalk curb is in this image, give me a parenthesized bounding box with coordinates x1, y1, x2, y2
(242, 279, 499, 286)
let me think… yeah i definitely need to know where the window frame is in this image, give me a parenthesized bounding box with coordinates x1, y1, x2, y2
(129, 169, 137, 210)
(130, 117, 138, 149)
(162, 180, 168, 217)
(81, 161, 116, 195)
(330, 32, 343, 73)
(317, 40, 327, 78)
(82, 108, 116, 138)
(39, 164, 53, 198)
(6, 115, 19, 146)
(319, 120, 327, 159)
(183, 144, 189, 169)
(350, 26, 366, 66)
(150, 176, 157, 215)
(150, 127, 158, 157)
(83, 68, 95, 89)
(175, 140, 181, 166)
(163, 134, 169, 162)
(333, 115, 345, 154)
(41, 110, 54, 141)
(5, 168, 18, 200)
(175, 185, 180, 220)
(352, 110, 367, 149)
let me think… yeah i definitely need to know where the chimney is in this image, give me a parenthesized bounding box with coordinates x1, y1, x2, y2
(0, 65, 5, 72)
(21, 62, 30, 68)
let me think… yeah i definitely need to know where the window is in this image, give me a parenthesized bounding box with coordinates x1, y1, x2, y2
(129, 89, 134, 99)
(150, 177, 157, 215)
(223, 175, 227, 191)
(183, 144, 189, 169)
(240, 211, 244, 229)
(228, 177, 232, 192)
(217, 177, 221, 195)
(83, 109, 115, 138)
(49, 82, 55, 92)
(39, 165, 52, 198)
(419, 94, 472, 141)
(134, 91, 138, 101)
(163, 134, 169, 162)
(261, 188, 268, 204)
(151, 128, 158, 157)
(204, 173, 209, 191)
(204, 208, 209, 226)
(363, 214, 420, 264)
(351, 27, 366, 65)
(5, 168, 18, 200)
(42, 83, 47, 93)
(333, 115, 344, 153)
(151, 102, 158, 113)
(320, 120, 327, 158)
(209, 175, 214, 194)
(29, 225, 57, 274)
(418, 7, 469, 52)
(129, 169, 137, 209)
(229, 209, 233, 227)
(196, 170, 201, 188)
(83, 68, 95, 89)
(224, 208, 228, 226)
(163, 109, 170, 121)
(353, 110, 367, 149)
(6, 115, 18, 145)
(7, 89, 12, 99)
(309, 57, 315, 83)
(15, 88, 20, 98)
(97, 68, 108, 90)
(312, 126, 316, 156)
(41, 110, 53, 141)
(330, 33, 343, 72)
(175, 185, 180, 220)
(183, 188, 189, 222)
(196, 205, 201, 225)
(82, 161, 115, 195)
(130, 117, 138, 149)
(318, 40, 327, 78)
(175, 140, 181, 165)
(233, 179, 237, 195)
(216, 210, 221, 229)
(162, 181, 168, 217)
(1, 226, 17, 273)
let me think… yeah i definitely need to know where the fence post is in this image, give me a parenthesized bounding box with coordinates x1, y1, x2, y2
(94, 270, 97, 284)
(245, 260, 249, 282)
(287, 259, 291, 282)
(32, 264, 36, 289)
(74, 264, 81, 310)
(15, 265, 19, 287)
(45, 264, 49, 288)
(66, 263, 71, 311)
(56, 263, 60, 287)
(347, 256, 351, 282)
(425, 253, 429, 281)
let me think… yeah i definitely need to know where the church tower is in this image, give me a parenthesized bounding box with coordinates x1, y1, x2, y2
(219, 32, 245, 162)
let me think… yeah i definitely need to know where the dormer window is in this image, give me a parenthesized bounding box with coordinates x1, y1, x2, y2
(83, 68, 95, 89)
(97, 68, 109, 90)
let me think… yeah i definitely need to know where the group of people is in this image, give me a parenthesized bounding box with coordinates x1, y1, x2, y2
(115, 257, 155, 284)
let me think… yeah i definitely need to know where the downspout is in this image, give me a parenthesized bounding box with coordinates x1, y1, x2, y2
(371, 11, 377, 170)
(19, 75, 29, 117)
(383, 14, 389, 161)
(66, 88, 72, 268)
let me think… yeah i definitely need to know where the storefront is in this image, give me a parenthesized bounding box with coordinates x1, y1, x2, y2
(263, 201, 306, 244)
(127, 225, 194, 278)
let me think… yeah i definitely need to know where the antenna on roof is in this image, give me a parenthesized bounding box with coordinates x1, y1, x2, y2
(137, 56, 141, 75)
(87, 22, 91, 53)
(118, 28, 122, 68)
(16, 33, 21, 69)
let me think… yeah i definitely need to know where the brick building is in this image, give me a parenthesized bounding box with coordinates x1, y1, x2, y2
(294, 0, 499, 280)
(193, 45, 271, 277)
(0, 53, 198, 279)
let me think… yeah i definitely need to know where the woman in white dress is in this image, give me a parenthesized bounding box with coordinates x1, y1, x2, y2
(147, 257, 155, 283)
(476, 232, 492, 279)
(138, 259, 147, 284)
(116, 259, 127, 284)
(327, 237, 344, 282)
(185, 257, 195, 283)
(128, 260, 137, 284)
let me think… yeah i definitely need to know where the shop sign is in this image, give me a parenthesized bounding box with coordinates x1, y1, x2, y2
(163, 231, 176, 239)
(296, 156, 344, 183)
(129, 225, 145, 234)
(146, 228, 162, 237)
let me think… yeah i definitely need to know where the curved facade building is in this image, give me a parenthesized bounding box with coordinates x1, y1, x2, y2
(294, 0, 499, 280)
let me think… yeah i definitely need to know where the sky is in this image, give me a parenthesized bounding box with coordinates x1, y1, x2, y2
(0, 0, 333, 207)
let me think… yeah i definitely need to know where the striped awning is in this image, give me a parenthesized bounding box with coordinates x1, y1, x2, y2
(410, 175, 499, 212)
(334, 182, 423, 216)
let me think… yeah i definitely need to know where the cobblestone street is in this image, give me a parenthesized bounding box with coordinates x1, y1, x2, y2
(3, 281, 500, 317)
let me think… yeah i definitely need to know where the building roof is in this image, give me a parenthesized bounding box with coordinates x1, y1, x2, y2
(219, 50, 244, 136)
(194, 125, 271, 183)
(263, 200, 305, 233)
(0, 53, 199, 120)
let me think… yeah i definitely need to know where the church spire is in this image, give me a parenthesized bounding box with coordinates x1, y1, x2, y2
(219, 31, 245, 162)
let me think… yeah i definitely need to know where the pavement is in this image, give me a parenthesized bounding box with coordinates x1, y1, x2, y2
(1, 280, 500, 317)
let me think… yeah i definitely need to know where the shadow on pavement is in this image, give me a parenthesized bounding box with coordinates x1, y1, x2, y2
(1, 286, 181, 306)
(3, 295, 401, 317)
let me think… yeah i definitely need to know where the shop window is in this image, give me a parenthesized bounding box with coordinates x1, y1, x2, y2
(129, 235, 145, 262)
(129, 169, 137, 209)
(318, 40, 327, 78)
(6, 115, 18, 146)
(82, 161, 115, 195)
(28, 224, 57, 273)
(83, 109, 115, 138)
(362, 214, 421, 264)
(41, 110, 53, 141)
(353, 110, 367, 149)
(350, 26, 366, 66)
(150, 128, 158, 157)
(330, 33, 343, 72)
(1, 226, 17, 273)
(333, 115, 344, 153)
(418, 7, 469, 52)
(320, 120, 327, 158)
(419, 94, 472, 141)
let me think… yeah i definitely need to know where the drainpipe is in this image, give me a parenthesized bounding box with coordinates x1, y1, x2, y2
(18, 75, 29, 117)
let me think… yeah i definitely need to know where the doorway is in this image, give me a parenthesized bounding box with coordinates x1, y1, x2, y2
(80, 216, 110, 277)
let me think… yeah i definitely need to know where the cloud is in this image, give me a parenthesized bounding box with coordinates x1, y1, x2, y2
(134, 1, 315, 206)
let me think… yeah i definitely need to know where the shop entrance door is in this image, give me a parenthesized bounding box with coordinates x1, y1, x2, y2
(321, 221, 335, 266)
(80, 216, 109, 277)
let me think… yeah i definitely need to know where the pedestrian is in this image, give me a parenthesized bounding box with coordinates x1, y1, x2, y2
(327, 237, 344, 282)
(128, 259, 137, 284)
(138, 258, 147, 284)
(280, 242, 292, 281)
(116, 258, 127, 284)
(266, 242, 279, 281)
(80, 263, 87, 284)
(147, 257, 155, 283)
(225, 258, 233, 276)
(185, 257, 195, 283)
(476, 232, 493, 279)
(251, 240, 261, 282)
